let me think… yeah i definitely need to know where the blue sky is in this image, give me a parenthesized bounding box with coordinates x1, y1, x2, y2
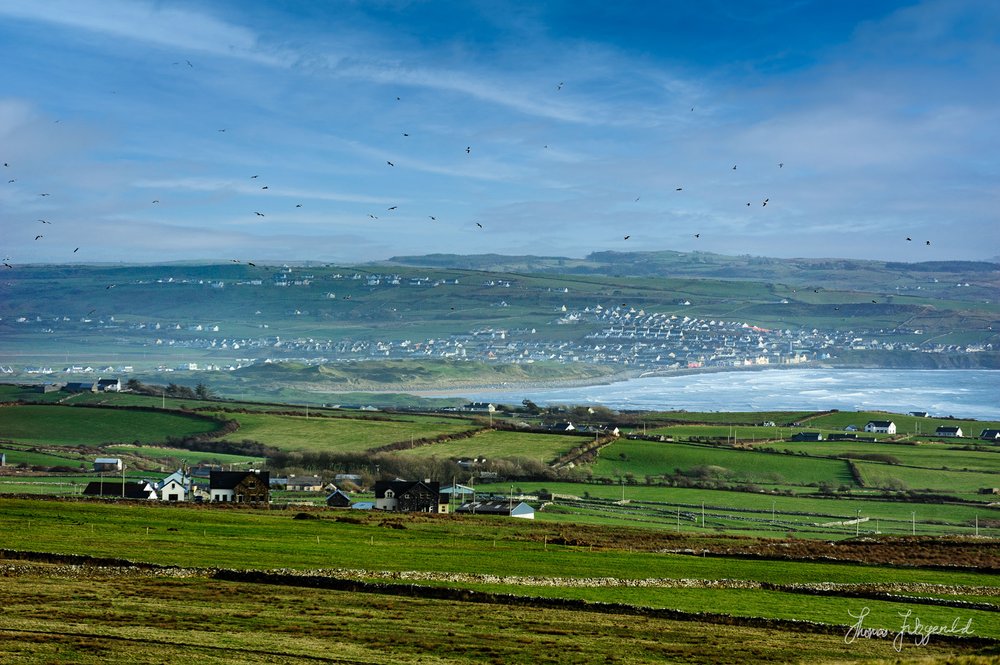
(1, 0, 997, 265)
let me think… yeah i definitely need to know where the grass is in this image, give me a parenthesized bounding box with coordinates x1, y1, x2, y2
(402, 429, 583, 462)
(211, 410, 480, 453)
(6, 572, 985, 665)
(0, 405, 222, 446)
(756, 439, 1000, 473)
(592, 439, 857, 488)
(853, 462, 1000, 493)
(1, 497, 998, 663)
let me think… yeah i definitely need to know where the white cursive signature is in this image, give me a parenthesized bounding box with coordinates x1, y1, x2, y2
(845, 607, 974, 652)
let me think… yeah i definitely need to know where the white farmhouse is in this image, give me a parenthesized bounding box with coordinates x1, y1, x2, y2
(864, 420, 896, 435)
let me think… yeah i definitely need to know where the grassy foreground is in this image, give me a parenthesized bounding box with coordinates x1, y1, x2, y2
(0, 497, 997, 663)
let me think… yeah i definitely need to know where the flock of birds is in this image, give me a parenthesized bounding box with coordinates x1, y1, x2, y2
(5, 74, 936, 278)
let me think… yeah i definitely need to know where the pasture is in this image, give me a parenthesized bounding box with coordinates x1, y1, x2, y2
(0, 497, 997, 665)
(209, 410, 480, 453)
(0, 404, 223, 446)
(593, 439, 858, 488)
(402, 429, 583, 462)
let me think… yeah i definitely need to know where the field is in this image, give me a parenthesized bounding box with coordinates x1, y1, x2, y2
(209, 410, 481, 453)
(0, 498, 997, 663)
(402, 429, 584, 462)
(0, 404, 222, 446)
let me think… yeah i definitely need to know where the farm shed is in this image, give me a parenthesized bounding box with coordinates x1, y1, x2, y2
(456, 500, 535, 519)
(790, 432, 823, 442)
(325, 489, 352, 507)
(83, 480, 158, 500)
(93, 458, 123, 472)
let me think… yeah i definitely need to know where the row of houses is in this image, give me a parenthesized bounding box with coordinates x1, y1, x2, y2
(81, 473, 536, 519)
(83, 469, 270, 503)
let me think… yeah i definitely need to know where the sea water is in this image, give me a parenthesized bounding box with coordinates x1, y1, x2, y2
(455, 369, 1000, 420)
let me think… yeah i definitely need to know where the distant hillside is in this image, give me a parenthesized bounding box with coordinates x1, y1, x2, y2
(384, 250, 999, 300)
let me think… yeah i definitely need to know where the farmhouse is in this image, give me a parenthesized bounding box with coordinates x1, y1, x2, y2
(864, 420, 896, 435)
(979, 429, 1000, 441)
(209, 470, 270, 504)
(936, 426, 963, 438)
(93, 457, 123, 472)
(83, 480, 158, 500)
(790, 432, 823, 442)
(374, 480, 448, 513)
(909, 411, 930, 418)
(456, 500, 535, 519)
(64, 382, 97, 393)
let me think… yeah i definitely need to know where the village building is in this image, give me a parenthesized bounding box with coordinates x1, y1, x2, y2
(935, 426, 963, 438)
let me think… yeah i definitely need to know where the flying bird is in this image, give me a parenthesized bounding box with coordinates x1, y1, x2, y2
(39, 193, 49, 197)
(261, 186, 268, 190)
(762, 198, 769, 207)
(402, 133, 409, 137)
(106, 284, 115, 289)
(255, 212, 265, 217)
(186, 60, 193, 67)
(7, 179, 13, 183)
(387, 206, 397, 211)
(295, 204, 302, 208)
(732, 165, 737, 170)
(217, 129, 226, 132)
(3, 263, 12, 269)
(429, 216, 436, 221)
(925, 240, 931, 245)
(251, 175, 259, 179)
(676, 187, 683, 191)
(152, 200, 159, 204)
(906, 237, 912, 241)
(386, 160, 394, 167)
(247, 262, 256, 267)
(557, 82, 564, 90)
(466, 146, 471, 154)
(369, 214, 378, 219)
(38, 219, 50, 224)
(746, 202, 751, 206)
(476, 222, 483, 228)
(34, 235, 43, 240)
(623, 235, 630, 240)
(694, 233, 700, 238)
(73, 248, 79, 253)
(779, 163, 784, 168)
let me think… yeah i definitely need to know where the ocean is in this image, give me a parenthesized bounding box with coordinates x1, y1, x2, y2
(452, 369, 1000, 420)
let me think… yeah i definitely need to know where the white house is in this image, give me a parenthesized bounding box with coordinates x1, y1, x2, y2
(936, 426, 963, 438)
(864, 420, 896, 435)
(156, 469, 191, 502)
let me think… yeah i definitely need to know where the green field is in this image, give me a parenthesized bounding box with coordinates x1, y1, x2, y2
(403, 429, 584, 462)
(593, 439, 857, 488)
(0, 404, 223, 445)
(211, 410, 480, 453)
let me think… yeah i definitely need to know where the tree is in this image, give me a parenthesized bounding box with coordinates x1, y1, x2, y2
(125, 378, 142, 392)
(195, 383, 214, 400)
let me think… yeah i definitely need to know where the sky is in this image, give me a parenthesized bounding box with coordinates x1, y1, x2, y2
(1, 0, 998, 266)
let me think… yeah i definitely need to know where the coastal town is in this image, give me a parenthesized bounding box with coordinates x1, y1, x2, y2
(3, 268, 992, 379)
